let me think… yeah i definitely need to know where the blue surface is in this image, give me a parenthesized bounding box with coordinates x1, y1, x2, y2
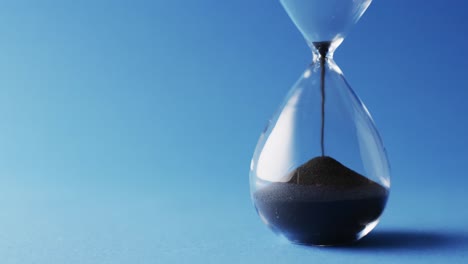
(0, 0, 467, 263)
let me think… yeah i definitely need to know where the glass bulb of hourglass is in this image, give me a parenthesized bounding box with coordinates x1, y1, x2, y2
(250, 0, 390, 246)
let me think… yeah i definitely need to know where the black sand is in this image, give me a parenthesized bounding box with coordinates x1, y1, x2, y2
(313, 41, 331, 157)
(253, 156, 388, 245)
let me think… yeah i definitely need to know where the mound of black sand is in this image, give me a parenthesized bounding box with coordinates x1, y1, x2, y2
(253, 156, 389, 245)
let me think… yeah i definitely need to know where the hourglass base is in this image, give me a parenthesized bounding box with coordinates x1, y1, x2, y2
(282, 218, 381, 246)
(253, 162, 388, 246)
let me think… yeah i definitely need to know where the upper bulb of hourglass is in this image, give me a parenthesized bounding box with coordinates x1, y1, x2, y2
(280, 0, 372, 48)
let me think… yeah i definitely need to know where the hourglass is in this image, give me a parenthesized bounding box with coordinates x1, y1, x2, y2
(250, 0, 390, 245)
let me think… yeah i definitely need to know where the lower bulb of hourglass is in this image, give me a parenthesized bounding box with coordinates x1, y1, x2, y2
(250, 56, 390, 246)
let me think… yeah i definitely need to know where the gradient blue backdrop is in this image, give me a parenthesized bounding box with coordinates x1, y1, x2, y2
(0, 0, 467, 263)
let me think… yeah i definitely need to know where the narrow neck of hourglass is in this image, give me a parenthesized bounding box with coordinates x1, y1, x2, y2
(311, 39, 342, 63)
(312, 50, 333, 64)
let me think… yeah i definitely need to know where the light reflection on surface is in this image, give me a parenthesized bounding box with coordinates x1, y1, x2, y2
(256, 89, 302, 182)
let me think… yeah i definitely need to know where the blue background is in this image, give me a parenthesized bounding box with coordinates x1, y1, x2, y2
(0, 0, 467, 263)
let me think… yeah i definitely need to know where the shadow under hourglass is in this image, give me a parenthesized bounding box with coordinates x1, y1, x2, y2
(338, 230, 468, 252)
